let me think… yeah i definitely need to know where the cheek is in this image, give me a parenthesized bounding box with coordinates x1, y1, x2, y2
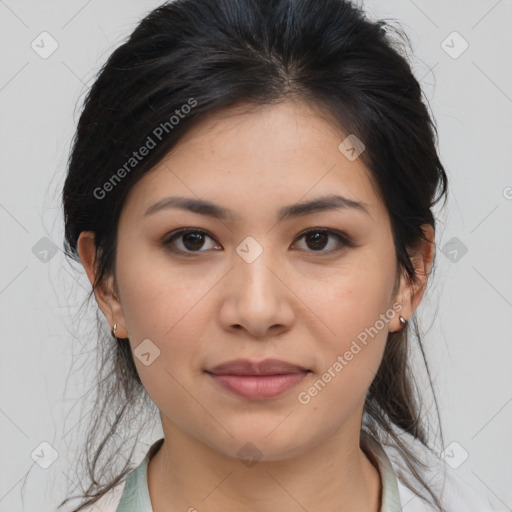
(115, 251, 222, 392)
(302, 256, 396, 349)
(295, 279, 391, 427)
(118, 273, 208, 427)
(296, 250, 396, 401)
(116, 246, 211, 343)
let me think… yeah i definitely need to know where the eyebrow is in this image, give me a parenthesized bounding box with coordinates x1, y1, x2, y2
(144, 194, 372, 222)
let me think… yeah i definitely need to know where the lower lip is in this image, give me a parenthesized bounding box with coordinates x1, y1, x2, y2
(207, 371, 309, 400)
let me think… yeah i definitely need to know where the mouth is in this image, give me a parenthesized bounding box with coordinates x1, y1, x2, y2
(205, 358, 311, 400)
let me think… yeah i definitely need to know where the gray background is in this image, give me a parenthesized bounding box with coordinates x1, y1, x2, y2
(0, 0, 511, 510)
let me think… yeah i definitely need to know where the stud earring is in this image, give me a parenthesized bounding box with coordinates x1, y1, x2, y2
(111, 322, 118, 339)
(399, 315, 407, 327)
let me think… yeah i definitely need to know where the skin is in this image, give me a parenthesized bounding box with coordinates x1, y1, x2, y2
(78, 98, 434, 512)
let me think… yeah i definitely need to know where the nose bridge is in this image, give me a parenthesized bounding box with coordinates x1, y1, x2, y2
(234, 233, 281, 300)
(220, 233, 293, 335)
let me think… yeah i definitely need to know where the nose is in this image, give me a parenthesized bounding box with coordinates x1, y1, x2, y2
(218, 244, 295, 338)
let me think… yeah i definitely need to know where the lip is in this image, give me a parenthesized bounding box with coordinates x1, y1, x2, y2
(207, 358, 310, 375)
(205, 358, 311, 400)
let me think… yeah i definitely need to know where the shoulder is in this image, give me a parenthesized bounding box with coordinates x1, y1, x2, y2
(379, 433, 508, 512)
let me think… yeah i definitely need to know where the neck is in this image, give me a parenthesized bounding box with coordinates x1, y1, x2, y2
(147, 415, 381, 512)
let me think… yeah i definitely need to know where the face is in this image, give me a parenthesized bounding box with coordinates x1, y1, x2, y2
(85, 99, 417, 461)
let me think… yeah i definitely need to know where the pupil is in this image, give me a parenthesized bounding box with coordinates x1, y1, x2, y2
(184, 232, 204, 250)
(307, 232, 327, 250)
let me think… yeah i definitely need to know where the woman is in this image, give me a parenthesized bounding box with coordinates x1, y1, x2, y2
(59, 0, 504, 511)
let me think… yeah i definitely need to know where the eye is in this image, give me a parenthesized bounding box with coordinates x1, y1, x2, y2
(162, 227, 352, 256)
(292, 228, 351, 253)
(163, 228, 221, 254)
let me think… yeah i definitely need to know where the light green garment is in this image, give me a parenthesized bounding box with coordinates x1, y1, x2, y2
(115, 431, 402, 511)
(116, 438, 164, 511)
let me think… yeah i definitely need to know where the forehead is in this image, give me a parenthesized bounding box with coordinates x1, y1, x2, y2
(122, 100, 385, 222)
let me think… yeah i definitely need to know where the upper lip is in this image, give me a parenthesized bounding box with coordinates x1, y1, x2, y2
(206, 358, 310, 376)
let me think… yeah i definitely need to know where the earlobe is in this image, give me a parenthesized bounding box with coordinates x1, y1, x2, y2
(77, 231, 128, 338)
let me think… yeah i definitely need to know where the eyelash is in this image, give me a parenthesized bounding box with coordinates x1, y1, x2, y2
(162, 227, 353, 256)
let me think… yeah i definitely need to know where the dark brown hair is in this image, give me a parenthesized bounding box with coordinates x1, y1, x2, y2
(59, 0, 448, 510)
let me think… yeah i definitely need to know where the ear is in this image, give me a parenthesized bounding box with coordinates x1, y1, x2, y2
(77, 231, 129, 338)
(389, 224, 435, 332)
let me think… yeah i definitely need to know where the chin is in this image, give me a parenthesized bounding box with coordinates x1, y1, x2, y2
(203, 420, 314, 463)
